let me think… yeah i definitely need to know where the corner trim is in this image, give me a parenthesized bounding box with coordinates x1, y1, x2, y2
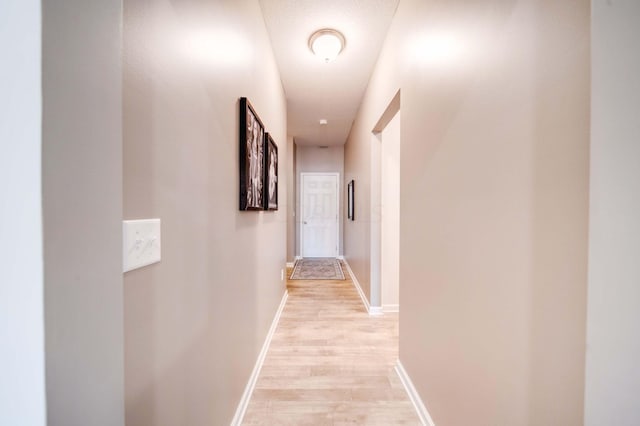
(369, 306, 384, 315)
(395, 360, 435, 426)
(230, 290, 289, 425)
(342, 260, 383, 316)
(287, 257, 303, 268)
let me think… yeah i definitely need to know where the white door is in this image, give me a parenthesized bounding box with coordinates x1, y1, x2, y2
(301, 173, 338, 257)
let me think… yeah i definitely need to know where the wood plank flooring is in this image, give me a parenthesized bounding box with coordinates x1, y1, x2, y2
(242, 263, 421, 425)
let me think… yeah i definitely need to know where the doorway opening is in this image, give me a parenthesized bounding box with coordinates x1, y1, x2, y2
(370, 91, 400, 313)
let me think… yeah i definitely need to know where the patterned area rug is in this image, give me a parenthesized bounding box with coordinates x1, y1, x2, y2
(290, 258, 345, 280)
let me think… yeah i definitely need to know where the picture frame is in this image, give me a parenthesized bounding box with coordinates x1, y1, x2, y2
(264, 133, 278, 210)
(347, 179, 354, 220)
(239, 97, 265, 211)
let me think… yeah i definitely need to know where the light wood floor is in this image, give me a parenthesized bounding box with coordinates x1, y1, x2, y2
(242, 263, 421, 425)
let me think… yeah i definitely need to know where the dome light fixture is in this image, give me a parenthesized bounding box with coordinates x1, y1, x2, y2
(309, 29, 346, 63)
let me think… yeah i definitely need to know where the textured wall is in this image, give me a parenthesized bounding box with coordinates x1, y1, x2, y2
(344, 0, 590, 424)
(123, 0, 287, 424)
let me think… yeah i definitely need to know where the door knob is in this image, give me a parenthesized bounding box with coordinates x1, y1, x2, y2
(303, 221, 307, 224)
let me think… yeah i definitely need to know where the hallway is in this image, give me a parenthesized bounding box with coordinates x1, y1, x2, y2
(242, 263, 420, 425)
(4, 0, 640, 425)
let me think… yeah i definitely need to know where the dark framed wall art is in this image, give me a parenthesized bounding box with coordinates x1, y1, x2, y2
(239, 97, 265, 210)
(264, 133, 278, 210)
(347, 179, 354, 220)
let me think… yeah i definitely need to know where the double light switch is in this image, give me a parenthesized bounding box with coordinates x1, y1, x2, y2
(123, 219, 161, 272)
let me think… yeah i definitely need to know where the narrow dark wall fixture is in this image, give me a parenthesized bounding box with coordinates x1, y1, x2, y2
(264, 133, 278, 210)
(348, 179, 355, 220)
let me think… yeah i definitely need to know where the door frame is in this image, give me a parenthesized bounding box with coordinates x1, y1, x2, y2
(370, 90, 401, 313)
(299, 172, 340, 258)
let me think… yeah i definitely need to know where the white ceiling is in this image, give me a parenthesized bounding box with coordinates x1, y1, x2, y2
(259, 0, 399, 146)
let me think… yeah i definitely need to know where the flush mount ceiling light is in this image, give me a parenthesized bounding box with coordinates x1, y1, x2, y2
(309, 29, 346, 62)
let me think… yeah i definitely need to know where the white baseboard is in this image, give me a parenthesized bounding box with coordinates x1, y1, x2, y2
(383, 304, 399, 313)
(230, 290, 289, 426)
(337, 255, 345, 260)
(342, 260, 383, 316)
(395, 360, 435, 426)
(341, 260, 370, 311)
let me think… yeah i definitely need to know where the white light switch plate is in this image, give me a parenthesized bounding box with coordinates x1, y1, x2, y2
(123, 219, 161, 272)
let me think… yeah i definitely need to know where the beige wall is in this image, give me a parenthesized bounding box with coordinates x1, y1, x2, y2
(344, 0, 590, 424)
(287, 137, 296, 262)
(295, 145, 345, 256)
(0, 1, 46, 424)
(123, 1, 287, 424)
(344, 131, 373, 300)
(585, 1, 640, 424)
(42, 0, 125, 424)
